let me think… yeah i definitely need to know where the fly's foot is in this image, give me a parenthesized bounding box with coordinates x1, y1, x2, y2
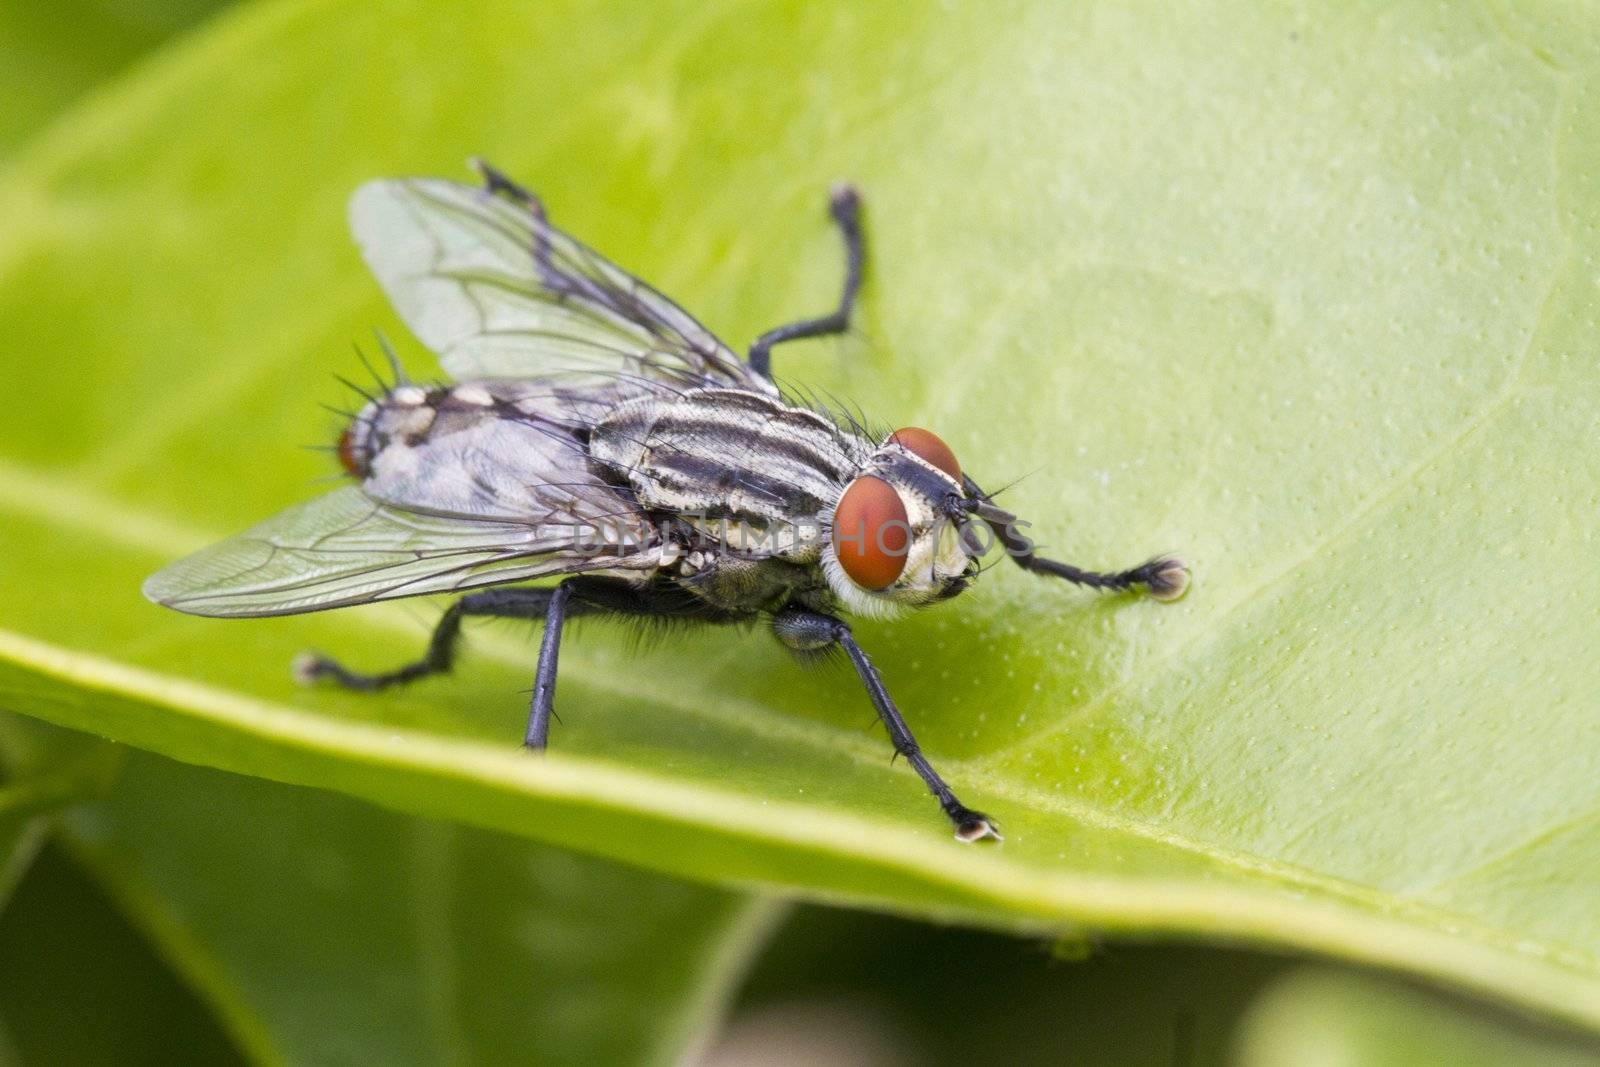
(829, 181, 861, 226)
(1143, 556, 1190, 602)
(291, 651, 406, 691)
(950, 806, 1003, 843)
(291, 651, 335, 686)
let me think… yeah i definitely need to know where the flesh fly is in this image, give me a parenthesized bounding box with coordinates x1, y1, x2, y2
(144, 162, 1188, 841)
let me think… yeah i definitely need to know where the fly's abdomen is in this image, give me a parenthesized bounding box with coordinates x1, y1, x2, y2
(591, 388, 864, 536)
(341, 379, 652, 543)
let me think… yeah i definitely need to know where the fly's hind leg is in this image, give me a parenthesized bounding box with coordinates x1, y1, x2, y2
(299, 577, 715, 752)
(747, 184, 864, 380)
(296, 582, 590, 752)
(773, 608, 1000, 842)
(293, 586, 556, 692)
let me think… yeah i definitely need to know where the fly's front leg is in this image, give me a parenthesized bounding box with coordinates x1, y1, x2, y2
(747, 184, 864, 380)
(773, 609, 1000, 842)
(962, 475, 1190, 600)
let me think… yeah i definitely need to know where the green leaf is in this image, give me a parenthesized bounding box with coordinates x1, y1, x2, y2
(0, 712, 122, 909)
(1235, 970, 1600, 1067)
(0, 844, 247, 1067)
(0, 803, 47, 917)
(0, 0, 231, 158)
(2, 0, 1597, 1028)
(58, 749, 778, 1066)
(726, 907, 1294, 1066)
(723, 910, 1600, 1065)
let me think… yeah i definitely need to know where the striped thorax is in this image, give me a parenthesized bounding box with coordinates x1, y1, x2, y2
(591, 388, 865, 528)
(589, 386, 978, 615)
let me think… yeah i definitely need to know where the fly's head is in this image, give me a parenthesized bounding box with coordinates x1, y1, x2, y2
(822, 427, 981, 616)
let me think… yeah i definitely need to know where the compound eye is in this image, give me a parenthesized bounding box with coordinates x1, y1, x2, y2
(832, 475, 910, 590)
(889, 426, 961, 481)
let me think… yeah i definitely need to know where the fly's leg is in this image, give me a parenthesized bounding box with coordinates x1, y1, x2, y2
(519, 577, 731, 749)
(523, 579, 577, 749)
(772, 609, 1000, 842)
(298, 577, 715, 750)
(293, 586, 554, 691)
(747, 184, 864, 380)
(473, 158, 592, 301)
(475, 158, 537, 205)
(1014, 553, 1188, 597)
(295, 583, 582, 750)
(961, 475, 1190, 601)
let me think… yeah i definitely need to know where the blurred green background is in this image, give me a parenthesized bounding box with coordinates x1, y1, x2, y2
(3, 1, 1600, 1064)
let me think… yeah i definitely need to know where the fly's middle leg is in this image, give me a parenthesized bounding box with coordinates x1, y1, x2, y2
(747, 184, 864, 380)
(522, 576, 728, 749)
(523, 579, 577, 749)
(773, 608, 1000, 842)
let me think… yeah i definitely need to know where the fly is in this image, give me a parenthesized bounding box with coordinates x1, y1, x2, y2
(143, 161, 1188, 842)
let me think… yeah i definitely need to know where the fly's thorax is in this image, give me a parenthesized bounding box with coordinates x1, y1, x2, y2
(822, 431, 977, 617)
(590, 387, 866, 561)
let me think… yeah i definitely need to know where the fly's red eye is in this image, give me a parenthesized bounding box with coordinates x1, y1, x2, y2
(889, 426, 961, 481)
(832, 475, 910, 590)
(337, 426, 367, 478)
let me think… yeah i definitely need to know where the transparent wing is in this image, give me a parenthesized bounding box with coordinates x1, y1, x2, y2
(350, 166, 777, 396)
(142, 486, 658, 618)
